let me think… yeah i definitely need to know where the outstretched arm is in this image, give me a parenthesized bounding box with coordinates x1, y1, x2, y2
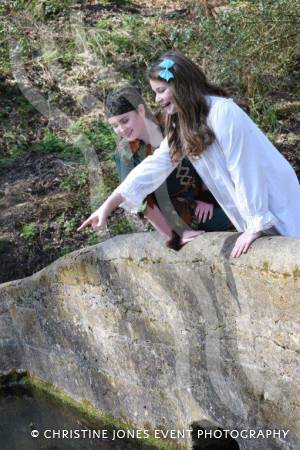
(78, 137, 176, 231)
(77, 191, 124, 231)
(115, 137, 176, 213)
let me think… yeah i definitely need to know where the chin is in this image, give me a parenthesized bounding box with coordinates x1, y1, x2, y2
(166, 105, 177, 115)
(127, 136, 137, 142)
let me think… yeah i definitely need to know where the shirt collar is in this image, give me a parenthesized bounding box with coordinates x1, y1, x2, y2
(129, 139, 142, 154)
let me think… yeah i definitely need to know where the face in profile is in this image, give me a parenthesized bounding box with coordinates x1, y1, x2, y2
(150, 79, 177, 115)
(108, 105, 146, 142)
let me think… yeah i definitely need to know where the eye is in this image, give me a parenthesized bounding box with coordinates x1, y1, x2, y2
(120, 118, 129, 124)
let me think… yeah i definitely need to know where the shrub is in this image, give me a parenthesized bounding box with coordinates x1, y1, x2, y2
(63, 218, 77, 234)
(60, 170, 89, 192)
(20, 223, 39, 240)
(110, 218, 133, 237)
(33, 129, 82, 159)
(9, 0, 75, 19)
(166, 0, 298, 133)
(70, 119, 116, 156)
(70, 119, 119, 204)
(191, 0, 298, 97)
(58, 245, 72, 257)
(87, 14, 169, 81)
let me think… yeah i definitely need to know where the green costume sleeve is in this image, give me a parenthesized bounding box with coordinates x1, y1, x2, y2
(115, 140, 148, 213)
(115, 140, 135, 182)
(114, 150, 122, 182)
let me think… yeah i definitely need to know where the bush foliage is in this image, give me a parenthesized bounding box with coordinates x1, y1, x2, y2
(0, 0, 299, 234)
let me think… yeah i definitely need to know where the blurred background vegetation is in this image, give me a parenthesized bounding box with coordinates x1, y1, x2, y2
(0, 0, 299, 281)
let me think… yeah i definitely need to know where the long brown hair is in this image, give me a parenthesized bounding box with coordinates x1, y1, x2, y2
(149, 51, 229, 163)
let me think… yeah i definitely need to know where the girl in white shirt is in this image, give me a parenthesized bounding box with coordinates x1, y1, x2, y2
(106, 85, 230, 249)
(78, 51, 300, 258)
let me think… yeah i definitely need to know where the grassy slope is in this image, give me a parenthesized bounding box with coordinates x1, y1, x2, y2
(0, 0, 299, 282)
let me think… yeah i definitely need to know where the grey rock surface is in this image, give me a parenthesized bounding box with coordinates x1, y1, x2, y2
(0, 231, 299, 449)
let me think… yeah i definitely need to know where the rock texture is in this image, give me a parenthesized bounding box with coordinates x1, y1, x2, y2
(0, 231, 299, 449)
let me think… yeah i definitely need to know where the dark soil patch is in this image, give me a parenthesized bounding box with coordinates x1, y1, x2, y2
(0, 149, 147, 284)
(0, 0, 299, 284)
(0, 150, 90, 283)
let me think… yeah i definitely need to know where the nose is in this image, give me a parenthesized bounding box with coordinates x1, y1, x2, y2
(155, 93, 161, 103)
(114, 125, 125, 137)
(118, 123, 127, 134)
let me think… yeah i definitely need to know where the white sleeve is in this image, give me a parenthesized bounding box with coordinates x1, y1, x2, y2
(115, 137, 176, 213)
(210, 99, 278, 233)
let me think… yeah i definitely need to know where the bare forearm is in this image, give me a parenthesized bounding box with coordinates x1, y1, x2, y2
(77, 190, 125, 231)
(101, 190, 125, 217)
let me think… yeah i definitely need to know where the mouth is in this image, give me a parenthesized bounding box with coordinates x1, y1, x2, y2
(160, 101, 171, 109)
(124, 130, 133, 139)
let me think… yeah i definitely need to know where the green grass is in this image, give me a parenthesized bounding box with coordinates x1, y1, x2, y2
(248, 96, 280, 133)
(191, 1, 298, 107)
(56, 212, 78, 236)
(110, 218, 133, 237)
(0, 0, 298, 203)
(7, 0, 75, 19)
(0, 142, 27, 171)
(70, 119, 117, 155)
(0, 44, 10, 78)
(42, 39, 80, 67)
(70, 118, 119, 206)
(63, 218, 77, 234)
(2, 0, 297, 144)
(58, 245, 73, 256)
(160, 0, 298, 134)
(33, 129, 83, 159)
(20, 223, 39, 241)
(87, 232, 101, 246)
(60, 170, 89, 192)
(88, 14, 169, 81)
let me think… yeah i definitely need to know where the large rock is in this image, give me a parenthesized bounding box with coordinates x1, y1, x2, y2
(0, 232, 299, 449)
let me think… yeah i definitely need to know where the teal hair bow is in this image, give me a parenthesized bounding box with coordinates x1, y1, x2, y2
(159, 58, 175, 82)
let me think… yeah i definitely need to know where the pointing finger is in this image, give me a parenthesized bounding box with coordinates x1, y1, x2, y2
(77, 216, 93, 231)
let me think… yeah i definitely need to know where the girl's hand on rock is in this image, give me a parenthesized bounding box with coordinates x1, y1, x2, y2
(195, 200, 214, 223)
(231, 231, 262, 258)
(77, 206, 108, 231)
(181, 229, 205, 244)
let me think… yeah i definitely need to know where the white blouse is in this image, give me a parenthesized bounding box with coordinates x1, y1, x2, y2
(116, 96, 300, 236)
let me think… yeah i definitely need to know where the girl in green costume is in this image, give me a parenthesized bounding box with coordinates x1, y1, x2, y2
(104, 86, 231, 249)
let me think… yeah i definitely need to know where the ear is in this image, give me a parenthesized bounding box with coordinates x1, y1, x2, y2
(137, 103, 145, 116)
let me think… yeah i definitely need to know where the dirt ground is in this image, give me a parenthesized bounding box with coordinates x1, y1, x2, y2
(0, 0, 299, 283)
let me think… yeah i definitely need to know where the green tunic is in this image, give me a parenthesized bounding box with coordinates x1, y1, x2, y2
(115, 137, 231, 232)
